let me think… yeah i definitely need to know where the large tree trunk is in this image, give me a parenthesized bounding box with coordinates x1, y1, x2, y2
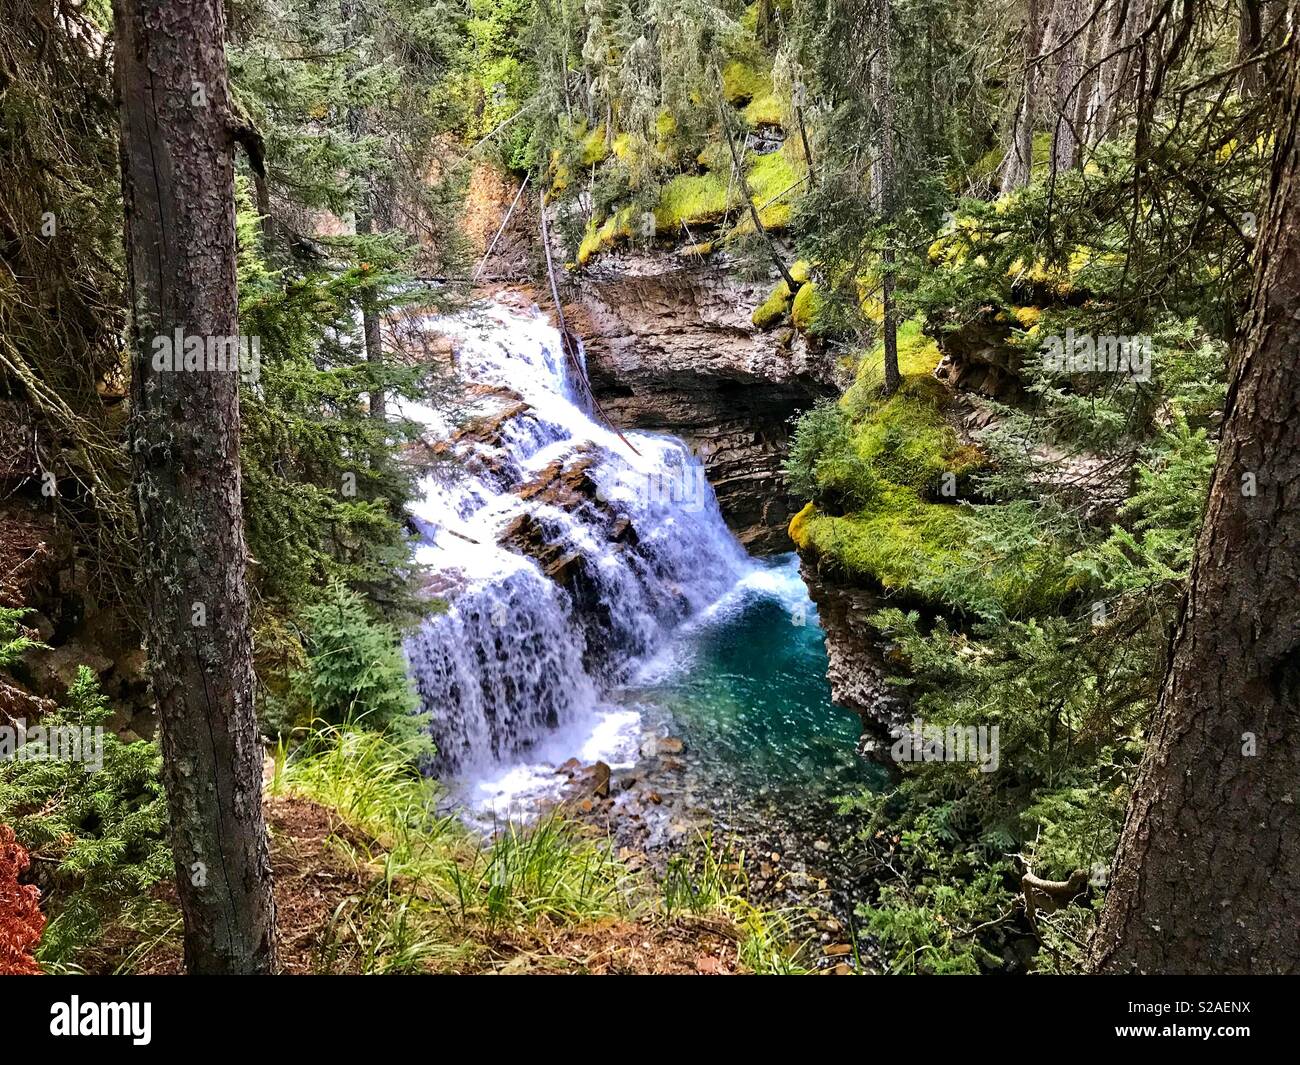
(1090, 29, 1300, 975)
(114, 0, 277, 975)
(874, 0, 901, 396)
(1001, 0, 1046, 194)
(1048, 0, 1083, 177)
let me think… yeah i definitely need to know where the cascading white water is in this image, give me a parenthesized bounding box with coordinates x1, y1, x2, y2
(400, 300, 750, 796)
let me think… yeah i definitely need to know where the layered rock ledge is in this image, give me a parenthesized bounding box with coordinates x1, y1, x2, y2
(564, 256, 836, 553)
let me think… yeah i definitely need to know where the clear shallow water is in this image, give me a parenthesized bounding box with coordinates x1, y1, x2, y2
(624, 554, 882, 803)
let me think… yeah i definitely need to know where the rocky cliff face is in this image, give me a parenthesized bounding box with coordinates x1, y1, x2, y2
(563, 255, 836, 554)
(797, 552, 909, 747)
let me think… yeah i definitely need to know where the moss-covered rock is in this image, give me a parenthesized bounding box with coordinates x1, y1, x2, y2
(744, 91, 784, 128)
(786, 343, 1079, 618)
(722, 58, 771, 106)
(740, 142, 802, 231)
(791, 279, 821, 331)
(575, 206, 638, 266)
(751, 260, 811, 329)
(654, 171, 732, 232)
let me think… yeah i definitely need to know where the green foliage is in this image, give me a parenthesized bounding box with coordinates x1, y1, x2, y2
(237, 247, 430, 616)
(0, 665, 170, 971)
(272, 582, 425, 744)
(661, 834, 813, 975)
(0, 607, 39, 668)
(785, 372, 1081, 619)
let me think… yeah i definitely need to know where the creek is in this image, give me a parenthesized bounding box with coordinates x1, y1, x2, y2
(401, 300, 884, 909)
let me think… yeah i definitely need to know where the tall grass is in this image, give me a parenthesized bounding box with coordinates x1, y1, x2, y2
(661, 833, 815, 975)
(271, 722, 634, 971)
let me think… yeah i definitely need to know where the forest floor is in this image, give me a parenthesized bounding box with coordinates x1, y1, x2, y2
(95, 795, 766, 976)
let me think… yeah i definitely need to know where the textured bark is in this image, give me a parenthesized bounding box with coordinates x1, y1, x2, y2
(1236, 0, 1264, 96)
(1001, 0, 1046, 194)
(1049, 0, 1084, 177)
(1090, 30, 1300, 975)
(114, 0, 277, 974)
(874, 0, 901, 396)
(1091, 0, 1140, 148)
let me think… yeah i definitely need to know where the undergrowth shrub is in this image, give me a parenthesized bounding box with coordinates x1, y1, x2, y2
(265, 581, 426, 745)
(0, 664, 170, 971)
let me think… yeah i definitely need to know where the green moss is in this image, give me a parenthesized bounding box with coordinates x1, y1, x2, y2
(581, 125, 610, 166)
(789, 368, 1077, 617)
(743, 91, 784, 128)
(576, 206, 637, 266)
(800, 486, 973, 594)
(801, 495, 1080, 616)
(753, 280, 794, 328)
(752, 261, 811, 329)
(844, 318, 944, 404)
(744, 143, 802, 230)
(696, 140, 731, 172)
(654, 170, 732, 231)
(722, 59, 771, 106)
(853, 378, 979, 493)
(791, 279, 821, 331)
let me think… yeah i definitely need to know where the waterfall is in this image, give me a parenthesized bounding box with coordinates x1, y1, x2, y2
(401, 300, 749, 782)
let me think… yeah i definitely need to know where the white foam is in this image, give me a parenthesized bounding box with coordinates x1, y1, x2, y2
(398, 300, 751, 816)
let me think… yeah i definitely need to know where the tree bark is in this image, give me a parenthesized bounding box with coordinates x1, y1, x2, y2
(1001, 0, 1046, 194)
(1049, 0, 1084, 177)
(113, 0, 277, 975)
(1236, 0, 1264, 96)
(1090, 27, 1300, 975)
(874, 0, 901, 396)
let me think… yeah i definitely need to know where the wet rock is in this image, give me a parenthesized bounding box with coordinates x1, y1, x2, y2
(589, 760, 611, 798)
(797, 553, 910, 741)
